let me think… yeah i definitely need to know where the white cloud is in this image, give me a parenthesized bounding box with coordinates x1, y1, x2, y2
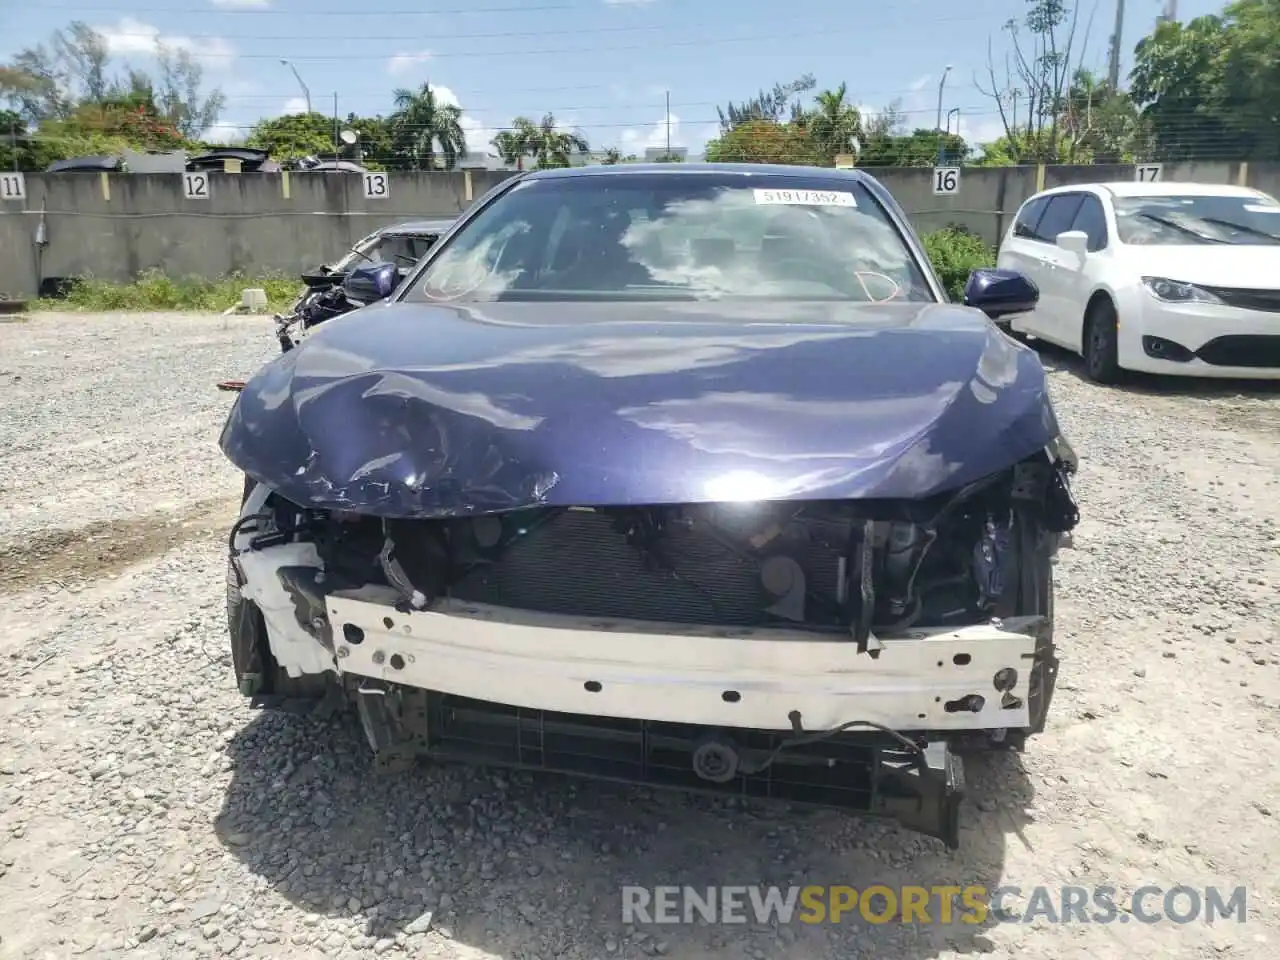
(278, 97, 309, 116)
(387, 50, 432, 76)
(203, 121, 245, 143)
(617, 109, 716, 156)
(211, 0, 270, 7)
(96, 17, 235, 71)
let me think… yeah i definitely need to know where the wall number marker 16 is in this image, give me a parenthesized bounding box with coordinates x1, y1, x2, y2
(932, 167, 960, 195)
(362, 173, 389, 199)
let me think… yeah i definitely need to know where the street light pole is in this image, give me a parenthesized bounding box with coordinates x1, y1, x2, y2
(935, 64, 953, 132)
(280, 58, 312, 114)
(936, 64, 953, 163)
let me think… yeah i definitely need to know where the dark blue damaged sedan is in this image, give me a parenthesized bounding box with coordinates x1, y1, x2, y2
(219, 163, 1080, 849)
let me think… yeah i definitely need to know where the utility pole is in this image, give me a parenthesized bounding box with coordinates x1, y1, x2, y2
(1107, 0, 1126, 90)
(1157, 0, 1177, 23)
(665, 90, 671, 157)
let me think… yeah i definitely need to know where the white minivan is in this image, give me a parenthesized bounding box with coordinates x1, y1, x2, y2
(995, 181, 1280, 383)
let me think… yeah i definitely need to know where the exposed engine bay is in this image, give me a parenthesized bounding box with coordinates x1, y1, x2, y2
(227, 450, 1078, 849)
(239, 451, 1076, 648)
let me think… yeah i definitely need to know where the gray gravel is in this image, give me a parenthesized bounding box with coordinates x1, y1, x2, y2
(1, 310, 1278, 960)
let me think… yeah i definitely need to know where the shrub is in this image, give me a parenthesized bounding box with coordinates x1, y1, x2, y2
(39, 269, 301, 312)
(921, 227, 996, 300)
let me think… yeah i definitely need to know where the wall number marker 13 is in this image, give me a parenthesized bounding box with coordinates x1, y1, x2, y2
(932, 167, 960, 195)
(363, 173, 389, 199)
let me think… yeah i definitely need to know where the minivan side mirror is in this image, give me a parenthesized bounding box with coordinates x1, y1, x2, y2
(963, 268, 1039, 321)
(1056, 230, 1089, 256)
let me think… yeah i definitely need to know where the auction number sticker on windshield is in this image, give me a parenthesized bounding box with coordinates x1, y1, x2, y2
(753, 188, 856, 207)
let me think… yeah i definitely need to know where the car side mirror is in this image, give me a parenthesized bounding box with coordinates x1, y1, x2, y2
(342, 262, 398, 304)
(1056, 230, 1089, 256)
(963, 268, 1039, 321)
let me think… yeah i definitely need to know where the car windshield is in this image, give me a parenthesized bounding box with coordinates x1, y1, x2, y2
(403, 173, 935, 303)
(1113, 193, 1280, 246)
(332, 232, 439, 273)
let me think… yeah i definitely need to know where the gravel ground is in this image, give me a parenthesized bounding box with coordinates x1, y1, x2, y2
(1, 310, 1278, 960)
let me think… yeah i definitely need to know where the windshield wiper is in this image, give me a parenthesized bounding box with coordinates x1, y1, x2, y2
(1136, 212, 1229, 244)
(1195, 217, 1280, 243)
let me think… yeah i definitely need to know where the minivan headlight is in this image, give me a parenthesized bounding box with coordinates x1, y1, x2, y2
(1141, 277, 1223, 304)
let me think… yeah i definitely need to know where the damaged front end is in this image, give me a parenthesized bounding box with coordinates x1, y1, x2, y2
(225, 447, 1077, 850)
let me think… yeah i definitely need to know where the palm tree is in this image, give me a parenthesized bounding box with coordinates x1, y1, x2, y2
(389, 83, 467, 170)
(491, 114, 588, 170)
(805, 84, 862, 165)
(600, 147, 622, 165)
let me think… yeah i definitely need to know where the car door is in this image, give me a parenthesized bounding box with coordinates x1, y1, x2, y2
(997, 194, 1052, 335)
(1022, 192, 1086, 347)
(1055, 192, 1109, 353)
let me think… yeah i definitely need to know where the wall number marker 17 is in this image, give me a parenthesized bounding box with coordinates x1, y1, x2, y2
(932, 167, 960, 196)
(1134, 163, 1163, 183)
(0, 172, 26, 202)
(363, 173, 389, 200)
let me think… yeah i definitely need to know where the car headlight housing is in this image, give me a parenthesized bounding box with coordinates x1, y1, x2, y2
(1141, 277, 1224, 304)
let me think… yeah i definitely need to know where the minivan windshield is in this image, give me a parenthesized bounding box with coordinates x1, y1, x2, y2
(402, 173, 935, 303)
(1113, 193, 1280, 246)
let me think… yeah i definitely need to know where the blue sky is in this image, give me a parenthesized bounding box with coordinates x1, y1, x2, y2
(5, 0, 1226, 154)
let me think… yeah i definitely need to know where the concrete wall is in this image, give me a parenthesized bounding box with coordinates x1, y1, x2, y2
(1, 162, 1275, 298)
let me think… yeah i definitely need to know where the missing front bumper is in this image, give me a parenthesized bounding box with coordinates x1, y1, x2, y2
(358, 687, 966, 849)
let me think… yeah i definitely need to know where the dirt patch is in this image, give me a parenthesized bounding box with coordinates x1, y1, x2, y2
(0, 495, 238, 594)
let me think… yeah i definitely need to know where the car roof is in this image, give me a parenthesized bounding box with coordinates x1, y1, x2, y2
(520, 162, 876, 184)
(1029, 181, 1270, 201)
(380, 218, 456, 236)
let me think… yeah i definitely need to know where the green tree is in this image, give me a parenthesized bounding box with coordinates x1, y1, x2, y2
(703, 119, 819, 165)
(389, 84, 467, 170)
(716, 75, 816, 132)
(975, 0, 1091, 162)
(491, 114, 587, 169)
(1129, 14, 1242, 160)
(3, 21, 224, 140)
(803, 83, 862, 165)
(600, 147, 622, 164)
(246, 112, 335, 159)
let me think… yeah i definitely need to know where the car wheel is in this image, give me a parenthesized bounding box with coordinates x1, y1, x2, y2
(1082, 298, 1122, 384)
(227, 474, 332, 705)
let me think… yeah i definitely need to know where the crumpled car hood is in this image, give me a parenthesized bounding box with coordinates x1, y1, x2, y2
(219, 299, 1063, 517)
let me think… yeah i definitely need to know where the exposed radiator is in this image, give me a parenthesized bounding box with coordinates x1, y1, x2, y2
(447, 508, 846, 626)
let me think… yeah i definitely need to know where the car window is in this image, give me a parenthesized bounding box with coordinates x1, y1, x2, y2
(1032, 194, 1085, 243)
(1112, 193, 1280, 245)
(1070, 194, 1108, 252)
(403, 173, 936, 303)
(1013, 196, 1048, 240)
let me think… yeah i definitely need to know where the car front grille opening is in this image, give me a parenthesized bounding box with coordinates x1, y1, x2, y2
(1195, 334, 1280, 368)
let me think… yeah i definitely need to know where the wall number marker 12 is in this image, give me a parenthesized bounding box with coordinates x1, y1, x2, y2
(0, 172, 26, 201)
(183, 172, 209, 200)
(932, 167, 960, 195)
(362, 173, 389, 199)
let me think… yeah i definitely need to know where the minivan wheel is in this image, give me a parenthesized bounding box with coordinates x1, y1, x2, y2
(1082, 298, 1122, 384)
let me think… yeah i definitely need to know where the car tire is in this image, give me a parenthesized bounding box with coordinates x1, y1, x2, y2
(1082, 298, 1122, 384)
(226, 474, 332, 705)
